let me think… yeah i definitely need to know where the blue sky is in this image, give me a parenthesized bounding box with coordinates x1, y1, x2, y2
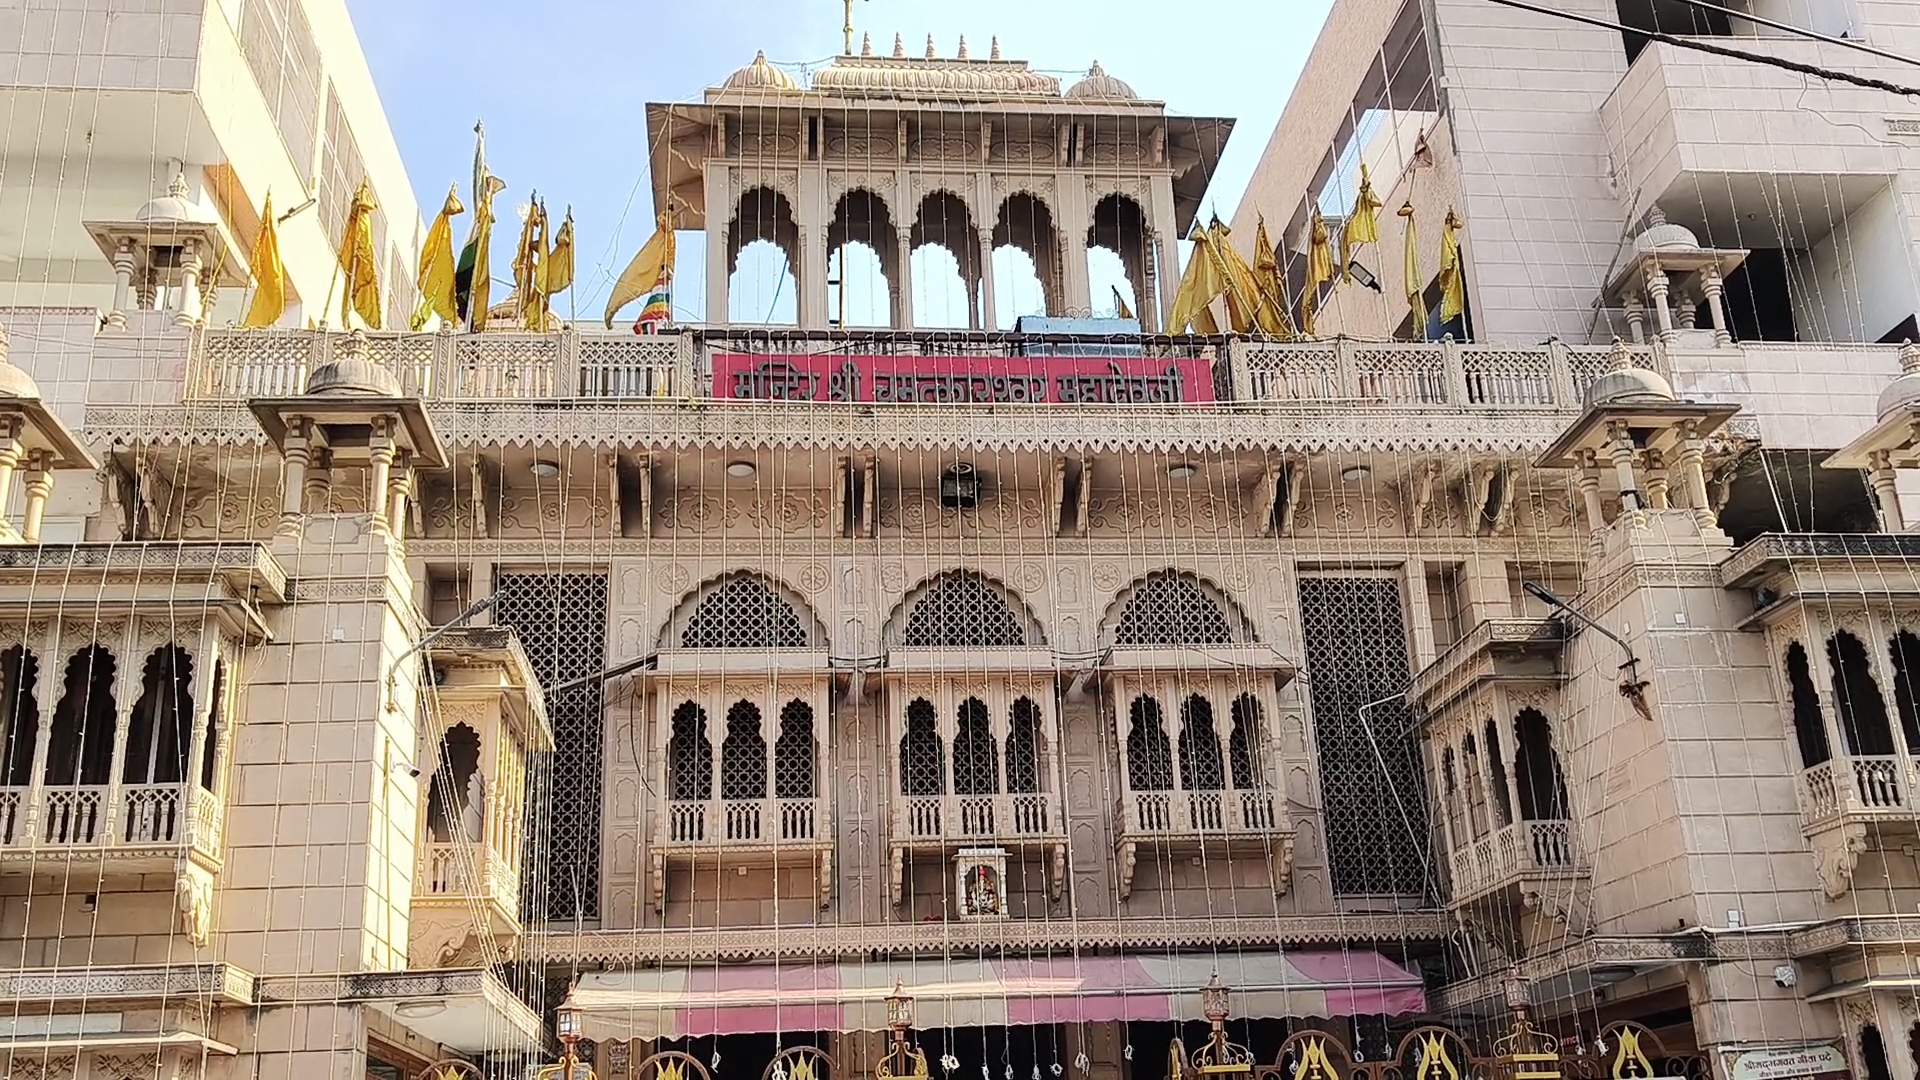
(344, 0, 1331, 327)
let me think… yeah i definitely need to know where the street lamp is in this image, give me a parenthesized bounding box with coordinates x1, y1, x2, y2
(542, 1005, 592, 1080)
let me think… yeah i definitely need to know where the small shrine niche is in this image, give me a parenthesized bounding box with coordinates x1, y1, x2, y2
(954, 846, 1010, 920)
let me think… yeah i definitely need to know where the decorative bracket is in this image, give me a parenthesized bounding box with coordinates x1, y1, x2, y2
(1050, 842, 1067, 902)
(1115, 840, 1138, 901)
(1271, 836, 1296, 898)
(818, 848, 834, 911)
(890, 845, 905, 906)
(651, 849, 667, 914)
(1814, 821, 1870, 899)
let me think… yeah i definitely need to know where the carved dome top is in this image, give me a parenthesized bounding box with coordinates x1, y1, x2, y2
(1066, 61, 1137, 101)
(135, 172, 213, 226)
(306, 333, 402, 397)
(1878, 341, 1920, 418)
(1584, 339, 1675, 407)
(810, 37, 1060, 99)
(0, 324, 41, 401)
(721, 51, 800, 93)
(1631, 206, 1702, 255)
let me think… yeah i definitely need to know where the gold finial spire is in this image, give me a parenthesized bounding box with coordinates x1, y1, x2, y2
(861, 31, 873, 56)
(957, 35, 969, 59)
(925, 34, 937, 59)
(842, 0, 855, 54)
(990, 36, 1002, 60)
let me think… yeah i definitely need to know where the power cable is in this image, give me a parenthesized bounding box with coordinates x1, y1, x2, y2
(1658, 0, 1920, 70)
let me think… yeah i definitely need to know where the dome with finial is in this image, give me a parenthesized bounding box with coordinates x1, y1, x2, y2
(810, 34, 1062, 98)
(860, 32, 873, 56)
(1632, 205, 1702, 255)
(135, 171, 212, 226)
(1584, 338, 1676, 407)
(0, 323, 42, 402)
(305, 330, 402, 397)
(721, 50, 799, 92)
(1067, 60, 1138, 101)
(1878, 340, 1920, 418)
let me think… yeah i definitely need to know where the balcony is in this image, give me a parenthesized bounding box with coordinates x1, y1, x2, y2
(651, 795, 835, 913)
(0, 541, 286, 637)
(1446, 819, 1584, 905)
(417, 840, 523, 934)
(1113, 788, 1292, 900)
(1799, 757, 1913, 829)
(0, 782, 223, 872)
(893, 791, 1062, 843)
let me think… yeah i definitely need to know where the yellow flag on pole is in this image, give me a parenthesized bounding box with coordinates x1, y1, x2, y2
(1112, 285, 1134, 321)
(1167, 224, 1228, 335)
(1343, 164, 1382, 281)
(606, 212, 677, 329)
(242, 193, 285, 329)
(1300, 212, 1333, 338)
(1252, 216, 1294, 340)
(339, 179, 382, 330)
(1400, 201, 1426, 336)
(543, 207, 576, 297)
(1439, 207, 1466, 325)
(411, 185, 464, 330)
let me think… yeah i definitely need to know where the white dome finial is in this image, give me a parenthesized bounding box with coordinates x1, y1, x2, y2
(990, 36, 1002, 60)
(957, 35, 969, 60)
(861, 32, 873, 56)
(892, 32, 906, 57)
(925, 34, 937, 59)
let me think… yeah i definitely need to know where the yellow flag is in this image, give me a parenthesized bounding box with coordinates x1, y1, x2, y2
(543, 207, 576, 297)
(1167, 224, 1228, 335)
(1300, 212, 1333, 337)
(1112, 285, 1133, 321)
(1400, 201, 1426, 336)
(339, 180, 381, 330)
(1208, 220, 1268, 336)
(411, 185, 464, 331)
(242, 193, 285, 329)
(512, 201, 548, 330)
(1343, 163, 1382, 280)
(1251, 216, 1294, 339)
(605, 212, 677, 329)
(1439, 207, 1466, 325)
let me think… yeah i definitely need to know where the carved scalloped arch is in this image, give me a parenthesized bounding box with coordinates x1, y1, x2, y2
(884, 569, 1046, 648)
(656, 570, 829, 651)
(1099, 569, 1256, 646)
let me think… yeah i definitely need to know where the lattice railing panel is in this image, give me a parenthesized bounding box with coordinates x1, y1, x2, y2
(1113, 572, 1240, 646)
(1461, 349, 1554, 406)
(899, 572, 1030, 648)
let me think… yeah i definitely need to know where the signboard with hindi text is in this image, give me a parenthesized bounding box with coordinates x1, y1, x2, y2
(713, 354, 1216, 405)
(1722, 1044, 1848, 1080)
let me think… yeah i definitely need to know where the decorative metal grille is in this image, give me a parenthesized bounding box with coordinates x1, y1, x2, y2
(1228, 694, 1263, 790)
(952, 698, 1000, 795)
(1113, 572, 1241, 646)
(1177, 695, 1225, 791)
(494, 572, 607, 923)
(899, 572, 1031, 647)
(668, 702, 714, 801)
(1298, 575, 1428, 896)
(1125, 695, 1173, 791)
(899, 698, 945, 796)
(680, 574, 811, 649)
(774, 700, 816, 799)
(720, 701, 767, 801)
(1005, 697, 1042, 794)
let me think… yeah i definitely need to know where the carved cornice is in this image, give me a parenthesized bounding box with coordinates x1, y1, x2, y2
(1721, 533, 1920, 588)
(535, 912, 1453, 964)
(1407, 617, 1566, 717)
(0, 962, 255, 1004)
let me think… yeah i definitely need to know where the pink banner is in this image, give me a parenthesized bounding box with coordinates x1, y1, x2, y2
(713, 353, 1216, 404)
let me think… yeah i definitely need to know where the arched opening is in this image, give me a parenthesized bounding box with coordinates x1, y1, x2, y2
(1483, 718, 1513, 828)
(720, 701, 767, 801)
(952, 698, 999, 796)
(1006, 698, 1043, 794)
(1785, 642, 1834, 768)
(1228, 694, 1265, 791)
(199, 659, 225, 792)
(1861, 1025, 1892, 1080)
(773, 700, 815, 800)
(893, 571, 1039, 648)
(728, 187, 800, 324)
(1462, 734, 1489, 839)
(828, 189, 900, 328)
(0, 646, 41, 787)
(1890, 631, 1920, 750)
(1126, 696, 1173, 791)
(673, 572, 819, 650)
(1089, 248, 1135, 319)
(1108, 571, 1251, 646)
(912, 191, 984, 328)
(668, 702, 713, 802)
(992, 245, 1046, 329)
(1178, 695, 1225, 792)
(994, 193, 1062, 320)
(124, 645, 193, 786)
(900, 698, 945, 796)
(427, 723, 483, 842)
(46, 646, 116, 786)
(1829, 631, 1896, 756)
(1514, 709, 1570, 820)
(1088, 193, 1150, 326)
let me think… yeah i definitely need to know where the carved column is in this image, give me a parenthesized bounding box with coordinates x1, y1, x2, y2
(1644, 264, 1675, 342)
(1702, 266, 1733, 347)
(181, 628, 219, 833)
(175, 240, 204, 328)
(277, 420, 309, 537)
(704, 164, 731, 325)
(894, 232, 914, 331)
(101, 623, 137, 843)
(387, 451, 414, 543)
(1577, 449, 1606, 533)
(21, 622, 60, 837)
(1673, 289, 1697, 332)
(1869, 449, 1904, 533)
(1606, 419, 1643, 515)
(19, 452, 52, 543)
(977, 231, 998, 331)
(1677, 425, 1716, 529)
(0, 419, 23, 531)
(109, 242, 136, 329)
(304, 450, 332, 514)
(367, 420, 397, 538)
(1643, 449, 1670, 510)
(1624, 301, 1646, 346)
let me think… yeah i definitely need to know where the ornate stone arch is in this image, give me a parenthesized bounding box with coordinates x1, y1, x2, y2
(727, 184, 801, 278)
(657, 571, 828, 651)
(1100, 569, 1256, 646)
(885, 570, 1045, 648)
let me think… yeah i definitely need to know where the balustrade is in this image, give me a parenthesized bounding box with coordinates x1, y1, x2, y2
(661, 798, 826, 848)
(421, 840, 522, 922)
(1447, 819, 1582, 898)
(0, 783, 223, 857)
(1118, 788, 1279, 837)
(1798, 755, 1914, 828)
(893, 792, 1062, 845)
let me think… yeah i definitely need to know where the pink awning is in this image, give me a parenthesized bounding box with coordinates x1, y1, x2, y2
(569, 953, 1426, 1041)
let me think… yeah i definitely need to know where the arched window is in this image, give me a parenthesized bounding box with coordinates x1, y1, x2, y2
(1785, 642, 1833, 768)
(952, 698, 999, 795)
(678, 574, 812, 649)
(124, 645, 193, 786)
(1890, 631, 1920, 751)
(1228, 694, 1265, 791)
(1179, 695, 1226, 791)
(1483, 718, 1513, 829)
(199, 659, 225, 792)
(773, 701, 815, 800)
(721, 701, 768, 801)
(1829, 631, 1896, 756)
(1440, 748, 1461, 846)
(46, 646, 116, 786)
(1111, 572, 1247, 646)
(897, 572, 1036, 648)
(1127, 696, 1173, 791)
(427, 723, 483, 842)
(0, 646, 40, 787)
(667, 702, 713, 802)
(1006, 698, 1042, 794)
(1514, 709, 1570, 820)
(1462, 734, 1489, 838)
(1862, 1025, 1892, 1080)
(900, 699, 945, 796)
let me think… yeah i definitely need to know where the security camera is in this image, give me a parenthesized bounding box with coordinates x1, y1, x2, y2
(1773, 964, 1797, 988)
(408, 767, 422, 779)
(390, 762, 421, 780)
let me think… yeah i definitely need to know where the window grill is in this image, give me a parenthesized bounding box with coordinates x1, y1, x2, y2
(1298, 575, 1427, 897)
(668, 702, 714, 802)
(1113, 572, 1241, 646)
(680, 574, 811, 649)
(952, 698, 1000, 795)
(1228, 693, 1264, 790)
(1126, 695, 1174, 791)
(720, 701, 767, 801)
(495, 572, 608, 923)
(899, 698, 945, 796)
(1178, 695, 1225, 791)
(1006, 697, 1042, 794)
(899, 572, 1031, 647)
(774, 700, 816, 800)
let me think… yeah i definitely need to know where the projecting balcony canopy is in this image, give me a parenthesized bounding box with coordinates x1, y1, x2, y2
(1407, 617, 1566, 719)
(566, 952, 1425, 1041)
(0, 541, 287, 639)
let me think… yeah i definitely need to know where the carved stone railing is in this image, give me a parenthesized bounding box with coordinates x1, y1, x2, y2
(1799, 756, 1915, 829)
(1229, 338, 1659, 408)
(661, 797, 829, 847)
(0, 782, 224, 861)
(419, 840, 522, 923)
(1117, 787, 1284, 837)
(1447, 818, 1583, 900)
(892, 791, 1064, 845)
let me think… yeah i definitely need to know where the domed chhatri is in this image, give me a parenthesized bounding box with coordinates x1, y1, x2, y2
(0, 324, 42, 401)
(1067, 61, 1138, 101)
(1584, 338, 1676, 408)
(305, 332, 403, 397)
(134, 171, 212, 226)
(1631, 206, 1702, 255)
(1878, 341, 1920, 419)
(721, 50, 800, 93)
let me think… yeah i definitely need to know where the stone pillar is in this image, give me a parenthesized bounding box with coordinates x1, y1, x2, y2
(1577, 449, 1607, 537)
(1644, 265, 1675, 342)
(0, 422, 24, 524)
(109, 241, 135, 329)
(1625, 301, 1646, 345)
(1678, 427, 1716, 530)
(277, 421, 309, 537)
(978, 232, 998, 330)
(704, 164, 731, 324)
(1702, 266, 1733, 347)
(20, 453, 52, 543)
(387, 453, 414, 543)
(801, 225, 829, 330)
(176, 239, 205, 328)
(304, 450, 332, 514)
(1673, 289, 1697, 331)
(1607, 419, 1643, 514)
(894, 233, 914, 331)
(1059, 176, 1093, 317)
(1644, 448, 1670, 510)
(367, 423, 397, 538)
(1870, 449, 1904, 533)
(1149, 175, 1182, 327)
